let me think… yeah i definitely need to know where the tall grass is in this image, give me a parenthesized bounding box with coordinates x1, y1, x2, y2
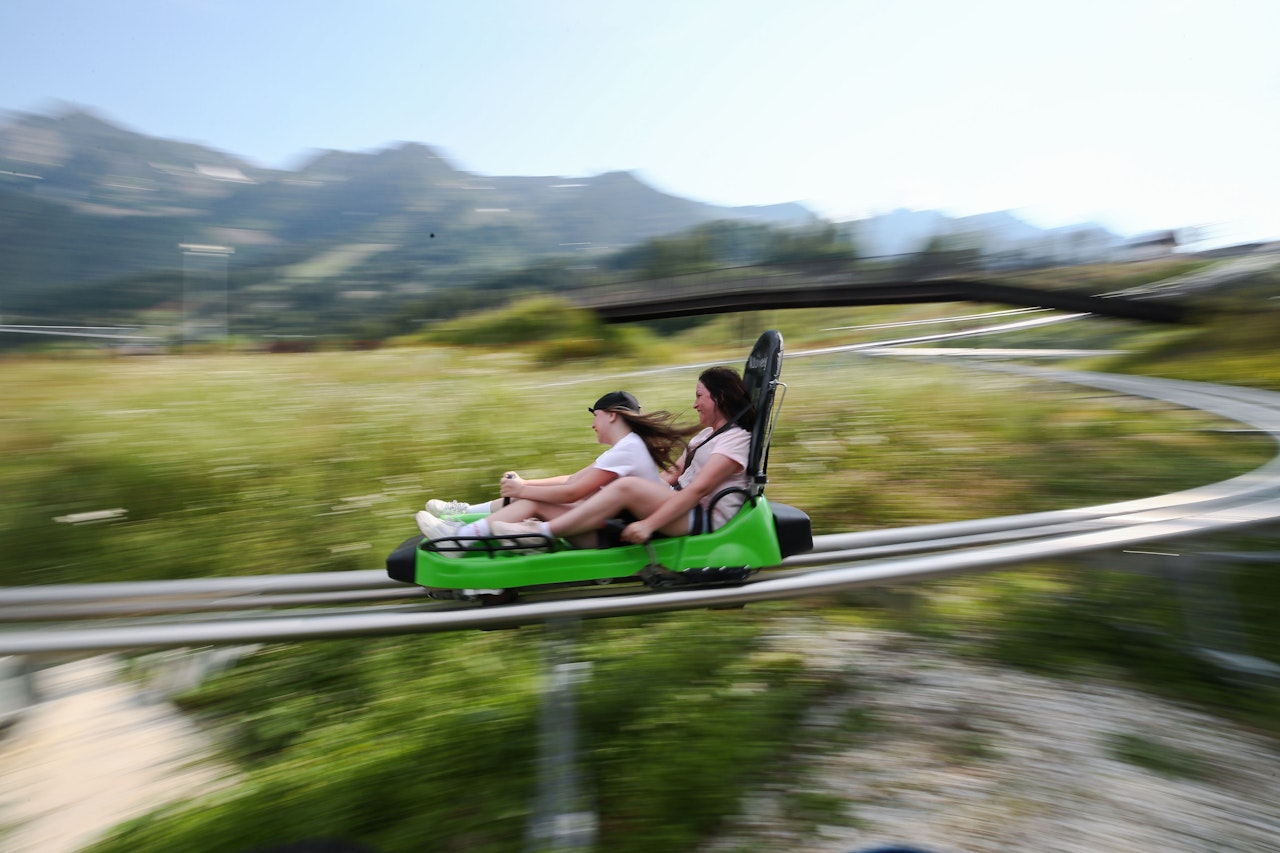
(3, 338, 1267, 586)
(5, 321, 1278, 853)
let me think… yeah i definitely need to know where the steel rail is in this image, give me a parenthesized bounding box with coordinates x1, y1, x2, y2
(0, 587, 437, 622)
(2, 493, 1279, 655)
(5, 363, 1280, 653)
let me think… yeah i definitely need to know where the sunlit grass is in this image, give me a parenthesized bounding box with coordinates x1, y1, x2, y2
(6, 321, 1274, 853)
(2, 340, 1271, 587)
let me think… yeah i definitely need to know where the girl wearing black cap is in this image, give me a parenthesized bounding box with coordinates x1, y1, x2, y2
(415, 391, 690, 542)
(476, 366, 754, 547)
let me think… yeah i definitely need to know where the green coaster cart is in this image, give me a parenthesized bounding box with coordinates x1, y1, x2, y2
(386, 330, 812, 602)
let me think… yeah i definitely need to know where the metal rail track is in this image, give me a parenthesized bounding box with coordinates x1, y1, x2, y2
(4, 360, 1280, 655)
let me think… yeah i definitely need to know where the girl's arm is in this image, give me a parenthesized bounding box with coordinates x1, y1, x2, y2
(503, 471, 570, 487)
(501, 466, 615, 505)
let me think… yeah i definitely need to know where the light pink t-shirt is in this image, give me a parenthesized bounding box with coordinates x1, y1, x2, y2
(676, 425, 751, 528)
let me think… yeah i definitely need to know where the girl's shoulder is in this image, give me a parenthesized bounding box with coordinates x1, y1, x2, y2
(710, 424, 750, 444)
(599, 431, 643, 457)
(613, 430, 644, 447)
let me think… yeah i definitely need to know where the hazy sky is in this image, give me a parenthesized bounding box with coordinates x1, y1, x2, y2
(4, 0, 1278, 245)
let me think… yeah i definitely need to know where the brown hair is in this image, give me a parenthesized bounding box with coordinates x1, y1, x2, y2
(614, 408, 699, 471)
(697, 366, 755, 429)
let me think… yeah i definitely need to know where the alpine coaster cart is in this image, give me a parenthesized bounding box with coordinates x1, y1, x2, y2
(385, 330, 812, 602)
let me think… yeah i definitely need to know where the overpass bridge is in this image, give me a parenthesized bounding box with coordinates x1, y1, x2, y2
(570, 262, 1190, 324)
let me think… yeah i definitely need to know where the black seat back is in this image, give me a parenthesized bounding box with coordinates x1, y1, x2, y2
(740, 330, 784, 496)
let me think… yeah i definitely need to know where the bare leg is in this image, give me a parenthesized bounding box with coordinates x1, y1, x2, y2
(480, 496, 598, 547)
(544, 477, 686, 538)
(486, 498, 578, 525)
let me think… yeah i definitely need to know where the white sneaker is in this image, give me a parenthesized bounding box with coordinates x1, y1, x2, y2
(416, 511, 462, 540)
(415, 511, 471, 558)
(424, 499, 471, 517)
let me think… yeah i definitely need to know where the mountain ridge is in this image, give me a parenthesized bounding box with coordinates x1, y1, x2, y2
(1, 105, 1149, 340)
(0, 106, 812, 266)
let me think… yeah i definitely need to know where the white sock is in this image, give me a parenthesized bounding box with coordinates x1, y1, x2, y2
(457, 518, 492, 538)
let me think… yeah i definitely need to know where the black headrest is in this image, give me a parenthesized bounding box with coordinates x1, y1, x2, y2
(742, 330, 783, 481)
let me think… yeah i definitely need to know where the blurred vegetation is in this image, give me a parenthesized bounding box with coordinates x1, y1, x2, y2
(9, 109, 1280, 850)
(6, 307, 1272, 588)
(1107, 732, 1214, 782)
(90, 613, 827, 853)
(1100, 266, 1280, 390)
(416, 295, 667, 366)
(4, 258, 1280, 851)
(1, 216, 861, 346)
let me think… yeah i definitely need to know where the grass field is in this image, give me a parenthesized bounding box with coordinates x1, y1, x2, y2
(5, 306, 1280, 853)
(2, 320, 1269, 588)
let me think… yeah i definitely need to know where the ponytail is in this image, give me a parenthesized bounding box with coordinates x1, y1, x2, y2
(617, 409, 698, 471)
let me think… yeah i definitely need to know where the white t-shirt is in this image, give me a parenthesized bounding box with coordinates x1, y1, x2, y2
(676, 425, 751, 528)
(593, 431, 664, 483)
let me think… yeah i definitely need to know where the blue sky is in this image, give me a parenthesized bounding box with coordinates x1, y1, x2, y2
(3, 0, 1278, 246)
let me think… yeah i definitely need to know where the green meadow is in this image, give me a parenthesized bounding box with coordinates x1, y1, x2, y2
(4, 307, 1280, 852)
(3, 313, 1268, 587)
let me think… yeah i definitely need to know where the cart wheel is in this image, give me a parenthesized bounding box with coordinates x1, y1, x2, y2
(476, 589, 519, 606)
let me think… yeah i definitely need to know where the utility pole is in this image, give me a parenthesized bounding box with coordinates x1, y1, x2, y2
(526, 617, 597, 852)
(179, 243, 234, 348)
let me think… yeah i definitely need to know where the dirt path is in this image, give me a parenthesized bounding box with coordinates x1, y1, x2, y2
(701, 626, 1280, 853)
(0, 656, 230, 853)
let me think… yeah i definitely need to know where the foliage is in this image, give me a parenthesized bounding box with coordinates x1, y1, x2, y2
(7, 287, 1280, 849)
(1102, 302, 1280, 390)
(422, 295, 602, 347)
(874, 558, 1280, 735)
(0, 184, 190, 303)
(4, 334, 1267, 587)
(416, 295, 673, 365)
(610, 231, 721, 279)
(761, 223, 857, 265)
(580, 219, 858, 280)
(1002, 256, 1215, 293)
(603, 221, 775, 275)
(88, 614, 824, 853)
(764, 354, 1272, 531)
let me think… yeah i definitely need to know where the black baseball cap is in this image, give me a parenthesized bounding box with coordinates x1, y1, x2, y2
(588, 391, 641, 413)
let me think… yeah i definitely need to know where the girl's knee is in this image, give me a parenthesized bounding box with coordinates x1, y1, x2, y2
(612, 477, 643, 498)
